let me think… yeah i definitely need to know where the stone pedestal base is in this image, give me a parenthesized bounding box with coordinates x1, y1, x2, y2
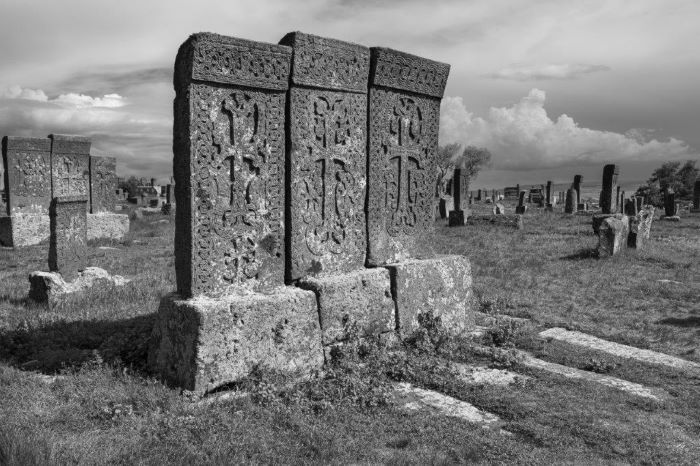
(148, 288, 324, 395)
(298, 268, 395, 345)
(0, 213, 50, 247)
(384, 255, 473, 337)
(87, 213, 130, 240)
(448, 210, 465, 226)
(467, 214, 523, 230)
(515, 205, 527, 214)
(28, 266, 130, 303)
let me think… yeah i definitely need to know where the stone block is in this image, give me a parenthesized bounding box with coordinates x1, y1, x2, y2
(49, 195, 88, 280)
(597, 214, 629, 258)
(384, 255, 473, 336)
(148, 288, 324, 395)
(0, 212, 50, 247)
(173, 33, 291, 298)
(298, 268, 395, 345)
(515, 205, 528, 214)
(49, 134, 91, 202)
(448, 210, 465, 226)
(86, 213, 130, 241)
(600, 164, 619, 214)
(28, 266, 130, 304)
(592, 214, 615, 235)
(467, 214, 523, 230)
(89, 155, 117, 213)
(280, 32, 369, 280)
(2, 136, 52, 215)
(366, 47, 450, 266)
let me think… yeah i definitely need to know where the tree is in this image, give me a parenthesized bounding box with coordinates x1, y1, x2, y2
(676, 161, 699, 197)
(118, 176, 140, 197)
(635, 159, 699, 206)
(435, 143, 461, 197)
(454, 146, 493, 179)
(435, 145, 493, 198)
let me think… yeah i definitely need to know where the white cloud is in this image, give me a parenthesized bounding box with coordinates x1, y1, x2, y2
(0, 85, 48, 102)
(488, 64, 611, 81)
(1, 86, 125, 108)
(440, 89, 696, 170)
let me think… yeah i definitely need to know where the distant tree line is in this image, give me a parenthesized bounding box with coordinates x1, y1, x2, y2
(635, 160, 698, 206)
(436, 144, 492, 197)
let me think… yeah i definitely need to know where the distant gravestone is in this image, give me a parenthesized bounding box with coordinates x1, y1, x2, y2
(280, 32, 369, 279)
(663, 189, 679, 218)
(448, 168, 466, 226)
(366, 46, 449, 265)
(692, 180, 700, 212)
(598, 214, 629, 258)
(601, 164, 619, 214)
(573, 175, 583, 207)
(49, 134, 90, 203)
(166, 184, 175, 204)
(515, 190, 527, 214)
(49, 195, 88, 280)
(564, 188, 575, 214)
(172, 33, 291, 298)
(2, 136, 52, 214)
(624, 198, 637, 216)
(89, 156, 117, 213)
(545, 181, 552, 207)
(476, 189, 482, 201)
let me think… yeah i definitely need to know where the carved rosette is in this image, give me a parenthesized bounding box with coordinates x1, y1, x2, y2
(174, 33, 290, 298)
(281, 32, 370, 280)
(366, 48, 450, 266)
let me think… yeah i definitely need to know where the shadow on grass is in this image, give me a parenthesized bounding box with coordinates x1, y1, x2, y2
(560, 247, 598, 261)
(658, 316, 700, 327)
(0, 314, 156, 375)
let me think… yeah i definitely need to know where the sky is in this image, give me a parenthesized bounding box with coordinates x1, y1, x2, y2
(1, 0, 698, 189)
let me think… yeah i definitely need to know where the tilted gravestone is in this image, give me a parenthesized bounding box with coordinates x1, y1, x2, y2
(0, 137, 52, 247)
(600, 164, 619, 214)
(366, 47, 449, 265)
(150, 33, 323, 395)
(50, 134, 90, 202)
(279, 32, 369, 280)
(49, 196, 88, 280)
(89, 156, 117, 213)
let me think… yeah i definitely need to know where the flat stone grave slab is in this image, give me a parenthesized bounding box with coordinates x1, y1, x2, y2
(519, 351, 668, 401)
(539, 327, 700, 376)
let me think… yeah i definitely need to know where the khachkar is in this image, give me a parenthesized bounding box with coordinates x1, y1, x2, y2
(366, 47, 473, 335)
(88, 155, 129, 240)
(149, 33, 323, 395)
(48, 196, 88, 281)
(49, 134, 90, 200)
(0, 137, 52, 247)
(600, 164, 619, 214)
(279, 32, 395, 348)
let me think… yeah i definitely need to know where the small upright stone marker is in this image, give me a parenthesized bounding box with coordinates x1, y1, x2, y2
(692, 180, 700, 212)
(515, 190, 527, 214)
(600, 164, 619, 214)
(448, 168, 466, 226)
(663, 189, 679, 218)
(573, 175, 582, 207)
(564, 187, 575, 214)
(49, 195, 88, 280)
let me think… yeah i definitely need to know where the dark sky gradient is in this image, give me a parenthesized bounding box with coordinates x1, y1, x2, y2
(0, 0, 698, 188)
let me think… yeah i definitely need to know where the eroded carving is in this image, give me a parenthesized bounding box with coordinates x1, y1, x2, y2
(49, 195, 88, 280)
(89, 156, 117, 213)
(2, 137, 52, 214)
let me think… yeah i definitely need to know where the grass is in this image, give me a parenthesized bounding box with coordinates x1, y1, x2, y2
(1, 204, 700, 464)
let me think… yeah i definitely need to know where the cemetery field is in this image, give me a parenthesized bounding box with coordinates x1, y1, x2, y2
(1, 207, 700, 464)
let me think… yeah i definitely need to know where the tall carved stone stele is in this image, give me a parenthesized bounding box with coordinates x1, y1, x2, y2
(366, 47, 449, 265)
(50, 134, 90, 205)
(0, 137, 52, 247)
(601, 164, 619, 214)
(89, 156, 117, 213)
(279, 32, 369, 281)
(174, 33, 289, 298)
(49, 195, 88, 281)
(150, 33, 323, 396)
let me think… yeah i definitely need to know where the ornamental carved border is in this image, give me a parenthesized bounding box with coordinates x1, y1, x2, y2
(370, 47, 450, 98)
(3, 137, 52, 214)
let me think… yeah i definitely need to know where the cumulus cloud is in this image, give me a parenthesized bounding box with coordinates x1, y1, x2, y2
(488, 64, 611, 81)
(439, 89, 696, 170)
(1, 86, 125, 108)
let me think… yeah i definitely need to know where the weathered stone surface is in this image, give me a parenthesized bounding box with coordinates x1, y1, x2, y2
(597, 214, 629, 258)
(564, 188, 575, 214)
(514, 206, 527, 214)
(600, 164, 619, 214)
(573, 175, 583, 206)
(467, 214, 523, 230)
(28, 266, 130, 304)
(2, 136, 52, 214)
(86, 212, 130, 240)
(280, 32, 369, 280)
(49, 134, 91, 202)
(384, 255, 473, 336)
(49, 196, 88, 280)
(166, 184, 175, 204)
(628, 207, 654, 249)
(366, 47, 449, 266)
(298, 268, 395, 345)
(448, 209, 465, 226)
(148, 288, 324, 395)
(453, 363, 528, 387)
(0, 212, 49, 247)
(173, 33, 290, 298)
(693, 180, 700, 211)
(89, 155, 117, 213)
(539, 327, 700, 376)
(448, 168, 467, 226)
(591, 214, 614, 235)
(663, 189, 678, 217)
